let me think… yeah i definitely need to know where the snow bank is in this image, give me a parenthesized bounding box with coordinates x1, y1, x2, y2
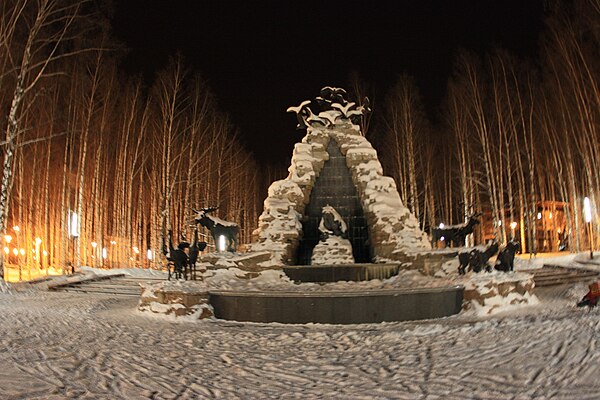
(161, 267, 453, 293)
(460, 271, 538, 316)
(81, 266, 167, 279)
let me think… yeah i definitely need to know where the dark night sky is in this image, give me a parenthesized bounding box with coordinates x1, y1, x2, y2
(111, 1, 545, 163)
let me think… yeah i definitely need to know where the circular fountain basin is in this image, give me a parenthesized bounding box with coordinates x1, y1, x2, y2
(209, 285, 464, 324)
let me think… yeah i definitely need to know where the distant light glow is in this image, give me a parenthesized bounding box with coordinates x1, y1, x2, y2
(4, 235, 11, 243)
(549, 212, 553, 219)
(439, 223, 445, 229)
(146, 249, 153, 260)
(12, 248, 17, 256)
(498, 220, 502, 226)
(510, 222, 517, 230)
(12, 226, 19, 232)
(102, 248, 107, 259)
(218, 235, 226, 252)
(440, 236, 445, 241)
(35, 237, 42, 245)
(584, 197, 592, 223)
(91, 241, 97, 248)
(133, 246, 140, 254)
(537, 212, 542, 220)
(3, 247, 8, 254)
(43, 250, 48, 256)
(69, 211, 79, 237)
(19, 248, 24, 255)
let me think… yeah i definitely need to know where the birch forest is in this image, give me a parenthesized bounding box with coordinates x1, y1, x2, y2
(377, 0, 600, 253)
(0, 0, 264, 279)
(1, 0, 599, 280)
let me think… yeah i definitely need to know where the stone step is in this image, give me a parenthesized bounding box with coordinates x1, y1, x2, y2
(531, 266, 599, 287)
(68, 283, 142, 291)
(50, 274, 164, 297)
(57, 287, 141, 297)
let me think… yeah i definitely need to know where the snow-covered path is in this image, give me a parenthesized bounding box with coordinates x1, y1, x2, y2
(0, 288, 599, 399)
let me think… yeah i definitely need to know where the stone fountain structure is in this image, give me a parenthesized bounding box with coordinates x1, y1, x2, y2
(250, 87, 448, 275)
(138, 87, 470, 324)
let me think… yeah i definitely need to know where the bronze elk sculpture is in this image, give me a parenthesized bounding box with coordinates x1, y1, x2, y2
(193, 207, 239, 253)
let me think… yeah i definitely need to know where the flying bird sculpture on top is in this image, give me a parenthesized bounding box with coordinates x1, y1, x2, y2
(286, 100, 312, 129)
(331, 102, 357, 118)
(287, 87, 371, 131)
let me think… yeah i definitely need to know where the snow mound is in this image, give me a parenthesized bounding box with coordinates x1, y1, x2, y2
(461, 271, 538, 316)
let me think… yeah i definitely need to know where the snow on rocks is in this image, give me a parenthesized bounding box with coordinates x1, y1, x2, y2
(250, 99, 430, 267)
(460, 271, 538, 316)
(311, 236, 355, 265)
(138, 280, 213, 319)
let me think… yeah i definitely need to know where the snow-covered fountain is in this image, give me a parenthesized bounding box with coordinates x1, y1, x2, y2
(140, 87, 535, 323)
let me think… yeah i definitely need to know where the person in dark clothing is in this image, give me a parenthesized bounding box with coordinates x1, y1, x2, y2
(577, 282, 600, 308)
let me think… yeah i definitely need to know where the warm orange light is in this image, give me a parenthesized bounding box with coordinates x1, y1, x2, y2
(549, 212, 553, 219)
(12, 248, 18, 256)
(133, 246, 140, 254)
(19, 248, 25, 255)
(91, 241, 97, 248)
(4, 235, 12, 243)
(3, 247, 8, 254)
(35, 237, 42, 245)
(42, 250, 48, 256)
(510, 222, 517, 230)
(13, 226, 19, 232)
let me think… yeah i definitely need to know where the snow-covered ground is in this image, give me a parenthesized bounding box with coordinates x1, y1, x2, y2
(1, 254, 599, 398)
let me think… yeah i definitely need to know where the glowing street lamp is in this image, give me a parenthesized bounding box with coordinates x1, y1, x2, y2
(584, 197, 593, 259)
(34, 237, 42, 263)
(68, 211, 79, 238)
(510, 222, 518, 240)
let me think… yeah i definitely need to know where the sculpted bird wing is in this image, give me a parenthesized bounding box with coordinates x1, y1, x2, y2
(286, 100, 311, 114)
(331, 102, 356, 116)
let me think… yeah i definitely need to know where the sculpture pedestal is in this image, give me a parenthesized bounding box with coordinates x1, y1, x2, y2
(311, 236, 355, 265)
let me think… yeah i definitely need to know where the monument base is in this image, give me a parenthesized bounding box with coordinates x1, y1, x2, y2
(210, 286, 464, 324)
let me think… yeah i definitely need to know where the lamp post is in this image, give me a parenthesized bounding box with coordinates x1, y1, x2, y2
(35, 237, 42, 271)
(3, 235, 11, 281)
(68, 211, 79, 273)
(13, 226, 20, 280)
(510, 222, 518, 241)
(584, 197, 593, 259)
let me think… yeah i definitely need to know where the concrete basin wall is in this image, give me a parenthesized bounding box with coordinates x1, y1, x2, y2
(283, 263, 401, 282)
(210, 286, 464, 324)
